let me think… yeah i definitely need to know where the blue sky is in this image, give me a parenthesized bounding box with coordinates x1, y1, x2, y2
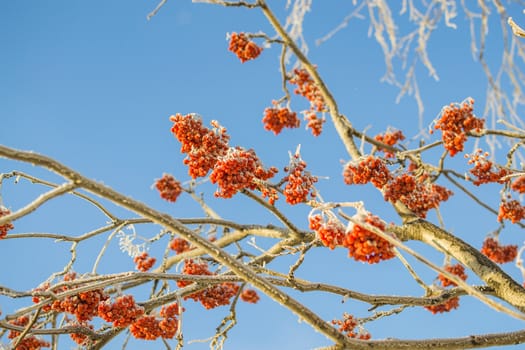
(2, 1, 525, 349)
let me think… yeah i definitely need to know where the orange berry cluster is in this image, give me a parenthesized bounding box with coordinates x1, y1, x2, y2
(289, 68, 326, 112)
(425, 296, 460, 314)
(261, 185, 279, 205)
(309, 214, 346, 250)
(177, 259, 242, 309)
(170, 237, 192, 254)
(155, 173, 183, 202)
(228, 32, 263, 63)
(210, 147, 278, 198)
(343, 157, 452, 218)
(511, 175, 525, 193)
(68, 321, 93, 346)
(98, 295, 145, 327)
(282, 153, 318, 205)
(498, 199, 525, 223)
(465, 150, 509, 186)
(43, 273, 109, 322)
(425, 263, 467, 314)
(432, 98, 484, 156)
(171, 115, 279, 202)
(262, 106, 300, 135)
(343, 156, 392, 188)
(134, 252, 156, 272)
(305, 112, 325, 136)
(383, 173, 453, 219)
(310, 212, 395, 263)
(240, 289, 260, 303)
(481, 237, 517, 264)
(0, 207, 14, 239)
(129, 303, 180, 340)
(8, 315, 51, 350)
(331, 313, 371, 340)
(437, 263, 467, 287)
(345, 213, 395, 264)
(374, 129, 405, 158)
(170, 114, 230, 178)
(32, 274, 109, 332)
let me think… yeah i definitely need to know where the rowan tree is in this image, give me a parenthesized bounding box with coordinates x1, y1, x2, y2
(4, 1, 525, 349)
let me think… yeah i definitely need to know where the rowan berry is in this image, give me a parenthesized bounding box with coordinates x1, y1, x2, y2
(170, 237, 192, 254)
(344, 213, 395, 264)
(155, 173, 183, 202)
(0, 207, 14, 239)
(68, 321, 93, 346)
(160, 303, 182, 319)
(130, 315, 163, 340)
(437, 263, 467, 287)
(343, 156, 392, 189)
(98, 295, 145, 327)
(240, 289, 260, 303)
(49, 274, 108, 322)
(465, 150, 509, 186)
(134, 252, 156, 272)
(383, 173, 417, 202)
(383, 174, 453, 218)
(170, 114, 230, 178)
(305, 112, 325, 136)
(481, 237, 518, 263)
(260, 186, 279, 205)
(512, 176, 525, 193)
(374, 129, 405, 158)
(331, 313, 371, 340)
(210, 147, 277, 198)
(177, 259, 240, 309)
(433, 98, 484, 156)
(8, 316, 51, 349)
(498, 199, 525, 223)
(282, 152, 318, 205)
(289, 68, 326, 112)
(262, 106, 300, 135)
(309, 214, 346, 250)
(425, 297, 460, 314)
(228, 32, 263, 63)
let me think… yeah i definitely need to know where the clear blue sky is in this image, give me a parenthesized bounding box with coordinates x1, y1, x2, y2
(2, 1, 525, 349)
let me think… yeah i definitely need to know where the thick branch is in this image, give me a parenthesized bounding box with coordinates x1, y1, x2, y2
(0, 145, 352, 346)
(392, 219, 525, 311)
